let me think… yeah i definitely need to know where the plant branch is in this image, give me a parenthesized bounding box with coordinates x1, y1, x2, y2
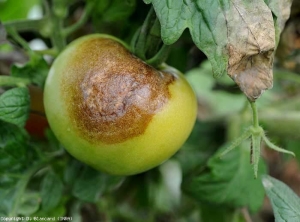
(9, 162, 47, 216)
(219, 128, 252, 158)
(0, 76, 31, 87)
(134, 7, 156, 60)
(9, 151, 65, 216)
(249, 101, 259, 128)
(5, 27, 34, 56)
(146, 44, 171, 67)
(262, 133, 295, 156)
(3, 18, 47, 33)
(63, 1, 95, 37)
(34, 48, 58, 57)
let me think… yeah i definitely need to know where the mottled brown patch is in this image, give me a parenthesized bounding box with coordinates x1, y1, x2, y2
(61, 37, 175, 144)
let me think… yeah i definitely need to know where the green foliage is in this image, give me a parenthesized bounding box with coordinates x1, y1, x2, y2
(11, 57, 49, 88)
(0, 121, 29, 172)
(0, 0, 41, 21)
(144, 0, 289, 78)
(183, 142, 267, 212)
(262, 175, 300, 222)
(40, 171, 64, 211)
(0, 88, 30, 127)
(0, 0, 299, 221)
(93, 0, 136, 22)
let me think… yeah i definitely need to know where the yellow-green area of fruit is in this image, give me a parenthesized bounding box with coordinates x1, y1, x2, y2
(44, 34, 197, 175)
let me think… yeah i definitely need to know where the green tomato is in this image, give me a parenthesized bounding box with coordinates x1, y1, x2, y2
(44, 34, 197, 175)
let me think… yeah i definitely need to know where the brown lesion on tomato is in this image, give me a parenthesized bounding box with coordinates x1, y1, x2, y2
(61, 37, 175, 144)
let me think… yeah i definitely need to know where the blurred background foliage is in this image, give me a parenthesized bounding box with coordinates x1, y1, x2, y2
(0, 0, 300, 221)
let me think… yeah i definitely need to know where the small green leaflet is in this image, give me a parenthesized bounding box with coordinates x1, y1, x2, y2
(144, 0, 228, 77)
(0, 121, 29, 173)
(0, 87, 30, 127)
(262, 175, 300, 222)
(71, 165, 105, 202)
(41, 172, 64, 212)
(11, 57, 49, 88)
(182, 142, 267, 212)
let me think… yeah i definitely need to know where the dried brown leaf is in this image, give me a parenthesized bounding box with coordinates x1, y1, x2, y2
(226, 0, 275, 101)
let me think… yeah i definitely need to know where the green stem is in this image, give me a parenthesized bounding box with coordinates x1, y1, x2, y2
(262, 133, 295, 156)
(9, 162, 46, 216)
(134, 7, 156, 60)
(62, 1, 95, 37)
(34, 48, 58, 57)
(249, 101, 259, 128)
(219, 128, 252, 158)
(0, 76, 31, 87)
(146, 44, 171, 67)
(3, 18, 47, 32)
(9, 151, 65, 216)
(130, 27, 141, 53)
(251, 134, 261, 178)
(50, 16, 66, 52)
(5, 27, 34, 56)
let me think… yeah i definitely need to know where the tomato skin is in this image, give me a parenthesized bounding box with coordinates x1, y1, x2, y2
(44, 34, 197, 175)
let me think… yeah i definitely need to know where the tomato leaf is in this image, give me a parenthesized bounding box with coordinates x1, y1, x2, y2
(94, 0, 136, 22)
(17, 191, 40, 215)
(200, 205, 240, 222)
(11, 57, 49, 88)
(145, 0, 291, 101)
(71, 166, 109, 202)
(182, 142, 267, 212)
(0, 187, 15, 216)
(71, 165, 124, 202)
(0, 121, 29, 176)
(176, 120, 223, 174)
(0, 88, 30, 127)
(144, 0, 228, 77)
(262, 175, 300, 222)
(41, 171, 64, 212)
(264, 0, 293, 46)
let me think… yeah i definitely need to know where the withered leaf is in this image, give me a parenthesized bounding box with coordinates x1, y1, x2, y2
(145, 0, 292, 101)
(264, 0, 293, 45)
(226, 0, 275, 101)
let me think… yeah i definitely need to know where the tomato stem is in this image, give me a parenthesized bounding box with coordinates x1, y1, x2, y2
(134, 7, 156, 60)
(62, 1, 95, 37)
(0, 76, 31, 87)
(219, 128, 252, 158)
(249, 101, 259, 129)
(262, 133, 295, 156)
(8, 150, 65, 216)
(147, 44, 171, 67)
(3, 18, 47, 33)
(251, 133, 261, 178)
(5, 27, 35, 57)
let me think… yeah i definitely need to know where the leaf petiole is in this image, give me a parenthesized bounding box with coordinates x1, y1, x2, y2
(219, 128, 252, 158)
(62, 1, 95, 37)
(262, 133, 295, 156)
(0, 76, 31, 87)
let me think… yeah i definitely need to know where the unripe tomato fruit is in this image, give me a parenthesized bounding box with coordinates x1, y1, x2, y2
(44, 34, 197, 175)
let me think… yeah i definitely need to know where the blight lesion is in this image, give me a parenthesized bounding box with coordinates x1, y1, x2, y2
(62, 37, 175, 144)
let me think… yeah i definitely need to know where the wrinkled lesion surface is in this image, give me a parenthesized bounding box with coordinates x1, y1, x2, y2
(61, 37, 174, 144)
